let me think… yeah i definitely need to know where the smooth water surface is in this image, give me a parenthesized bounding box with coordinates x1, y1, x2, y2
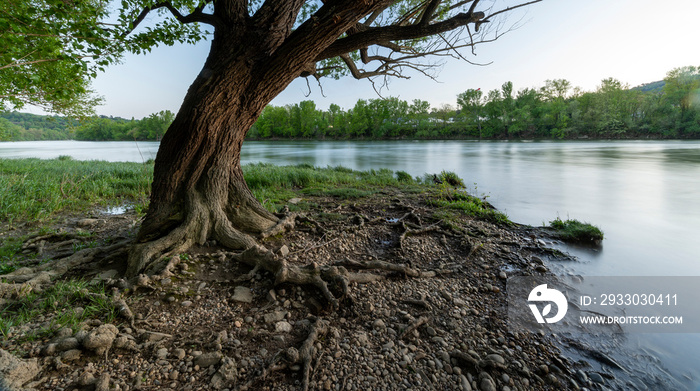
(2, 139, 700, 388)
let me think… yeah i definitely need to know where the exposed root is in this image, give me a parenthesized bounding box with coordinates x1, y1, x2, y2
(399, 221, 442, 248)
(259, 211, 297, 240)
(336, 258, 436, 278)
(298, 318, 329, 391)
(236, 318, 329, 391)
(291, 235, 340, 256)
(85, 290, 136, 328)
(127, 225, 194, 278)
(4, 239, 131, 283)
(231, 245, 349, 309)
(0, 271, 52, 300)
(295, 215, 327, 235)
(399, 315, 431, 340)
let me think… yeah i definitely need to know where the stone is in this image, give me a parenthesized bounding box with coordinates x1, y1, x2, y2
(156, 348, 169, 360)
(372, 319, 386, 331)
(56, 327, 73, 338)
(266, 289, 277, 302)
(484, 354, 505, 365)
(77, 218, 99, 227)
(41, 343, 57, 356)
(356, 332, 370, 346)
(113, 336, 138, 350)
(588, 372, 605, 384)
(575, 369, 588, 384)
(60, 349, 82, 361)
(174, 348, 187, 360)
(232, 286, 253, 303)
(77, 371, 96, 386)
(181, 300, 193, 307)
(210, 357, 238, 390)
(275, 321, 293, 333)
(83, 324, 119, 355)
(195, 352, 223, 368)
(0, 349, 41, 391)
(55, 337, 79, 352)
(459, 374, 472, 391)
(95, 373, 110, 391)
(478, 372, 497, 391)
(264, 311, 287, 324)
(277, 245, 290, 257)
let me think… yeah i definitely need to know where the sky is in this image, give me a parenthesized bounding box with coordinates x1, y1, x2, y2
(41, 0, 700, 119)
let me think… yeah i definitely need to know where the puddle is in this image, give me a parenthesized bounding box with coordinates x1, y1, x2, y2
(103, 206, 127, 215)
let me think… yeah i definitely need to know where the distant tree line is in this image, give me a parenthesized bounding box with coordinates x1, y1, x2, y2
(0, 110, 175, 141)
(0, 112, 75, 141)
(72, 110, 174, 141)
(2, 66, 699, 142)
(248, 65, 700, 140)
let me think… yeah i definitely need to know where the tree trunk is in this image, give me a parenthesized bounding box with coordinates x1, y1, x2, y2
(125, 1, 387, 277)
(126, 31, 298, 277)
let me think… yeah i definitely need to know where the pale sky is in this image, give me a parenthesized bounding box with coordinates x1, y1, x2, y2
(52, 0, 700, 119)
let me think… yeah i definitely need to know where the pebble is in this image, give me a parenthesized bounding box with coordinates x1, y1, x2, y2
(232, 286, 253, 303)
(60, 349, 81, 361)
(459, 374, 472, 390)
(194, 352, 223, 368)
(156, 348, 168, 360)
(372, 319, 386, 331)
(589, 372, 605, 384)
(275, 321, 293, 333)
(264, 311, 287, 324)
(575, 369, 588, 384)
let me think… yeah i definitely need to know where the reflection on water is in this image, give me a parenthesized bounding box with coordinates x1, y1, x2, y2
(2, 139, 700, 389)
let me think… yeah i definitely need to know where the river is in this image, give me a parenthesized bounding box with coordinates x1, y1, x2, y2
(2, 139, 699, 389)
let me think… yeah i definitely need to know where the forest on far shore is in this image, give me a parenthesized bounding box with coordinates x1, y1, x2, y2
(2, 65, 699, 142)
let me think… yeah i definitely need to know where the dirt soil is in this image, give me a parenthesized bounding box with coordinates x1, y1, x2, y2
(1, 188, 590, 391)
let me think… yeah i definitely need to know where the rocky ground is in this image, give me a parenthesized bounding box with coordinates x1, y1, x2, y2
(0, 188, 609, 391)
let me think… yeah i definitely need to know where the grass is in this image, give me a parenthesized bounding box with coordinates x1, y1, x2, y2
(549, 217, 604, 243)
(0, 279, 118, 342)
(0, 158, 510, 226)
(0, 158, 152, 224)
(427, 187, 511, 225)
(0, 236, 26, 274)
(244, 163, 409, 212)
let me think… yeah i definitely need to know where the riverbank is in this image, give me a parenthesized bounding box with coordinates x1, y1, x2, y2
(0, 160, 599, 390)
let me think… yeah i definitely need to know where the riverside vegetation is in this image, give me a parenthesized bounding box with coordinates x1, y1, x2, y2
(0, 158, 614, 391)
(2, 65, 699, 142)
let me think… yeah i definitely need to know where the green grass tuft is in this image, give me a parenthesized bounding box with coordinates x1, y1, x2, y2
(395, 171, 414, 183)
(549, 218, 604, 243)
(427, 190, 510, 225)
(437, 171, 465, 187)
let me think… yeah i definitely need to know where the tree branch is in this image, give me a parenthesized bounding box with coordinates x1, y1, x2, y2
(127, 1, 218, 36)
(419, 0, 442, 26)
(316, 11, 486, 62)
(316, 0, 540, 62)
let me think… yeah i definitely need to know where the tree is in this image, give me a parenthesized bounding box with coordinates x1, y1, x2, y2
(663, 66, 700, 129)
(1, 1, 542, 278)
(457, 88, 484, 136)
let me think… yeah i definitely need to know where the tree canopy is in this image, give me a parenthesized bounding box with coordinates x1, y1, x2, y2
(2, 0, 540, 116)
